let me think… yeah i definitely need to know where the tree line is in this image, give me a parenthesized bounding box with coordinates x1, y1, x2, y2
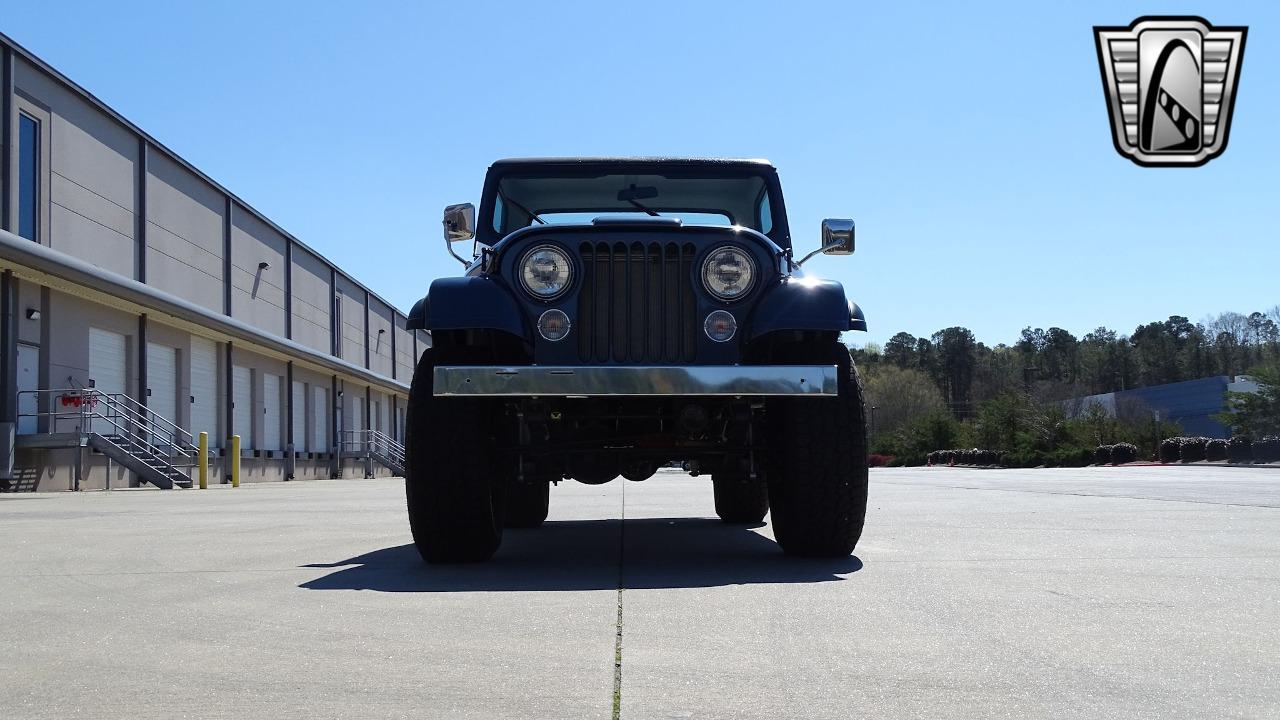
(854, 306, 1280, 467)
(853, 307, 1280, 416)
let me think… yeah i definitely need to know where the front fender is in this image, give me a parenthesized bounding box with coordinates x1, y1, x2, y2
(407, 276, 528, 340)
(747, 277, 865, 339)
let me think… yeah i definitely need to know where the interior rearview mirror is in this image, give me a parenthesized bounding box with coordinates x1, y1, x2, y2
(820, 218, 855, 255)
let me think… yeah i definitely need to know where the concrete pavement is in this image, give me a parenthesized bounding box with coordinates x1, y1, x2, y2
(2, 466, 1277, 719)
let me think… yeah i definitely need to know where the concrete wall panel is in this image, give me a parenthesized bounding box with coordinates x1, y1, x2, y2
(16, 59, 138, 277)
(394, 315, 414, 380)
(368, 298, 394, 377)
(336, 275, 365, 366)
(289, 245, 331, 353)
(230, 209, 287, 336)
(145, 152, 225, 312)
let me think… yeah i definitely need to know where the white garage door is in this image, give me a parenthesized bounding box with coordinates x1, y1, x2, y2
(312, 385, 328, 452)
(89, 328, 127, 395)
(350, 395, 363, 433)
(16, 343, 39, 435)
(232, 365, 252, 450)
(146, 343, 177, 448)
(291, 380, 306, 452)
(89, 328, 127, 435)
(190, 337, 219, 447)
(263, 373, 281, 452)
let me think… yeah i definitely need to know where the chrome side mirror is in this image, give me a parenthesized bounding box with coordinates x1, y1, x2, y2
(796, 218, 855, 267)
(443, 203, 476, 265)
(820, 218, 854, 255)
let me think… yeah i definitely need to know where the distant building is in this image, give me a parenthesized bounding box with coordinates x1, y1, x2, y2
(0, 32, 421, 491)
(1064, 375, 1259, 438)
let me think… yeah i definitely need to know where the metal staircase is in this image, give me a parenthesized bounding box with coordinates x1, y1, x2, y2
(88, 433, 192, 489)
(16, 388, 204, 489)
(340, 429, 405, 476)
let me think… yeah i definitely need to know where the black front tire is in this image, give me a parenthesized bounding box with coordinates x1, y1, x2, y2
(765, 344, 869, 557)
(404, 349, 505, 563)
(712, 474, 769, 524)
(504, 476, 550, 528)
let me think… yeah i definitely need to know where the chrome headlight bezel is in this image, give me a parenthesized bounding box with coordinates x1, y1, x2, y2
(519, 244, 574, 300)
(701, 245, 757, 301)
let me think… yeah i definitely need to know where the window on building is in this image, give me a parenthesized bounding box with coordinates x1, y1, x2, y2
(18, 113, 40, 241)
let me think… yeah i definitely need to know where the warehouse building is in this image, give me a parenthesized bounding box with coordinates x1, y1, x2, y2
(1063, 375, 1259, 438)
(0, 32, 423, 491)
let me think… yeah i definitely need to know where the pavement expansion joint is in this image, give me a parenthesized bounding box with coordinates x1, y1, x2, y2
(612, 481, 626, 720)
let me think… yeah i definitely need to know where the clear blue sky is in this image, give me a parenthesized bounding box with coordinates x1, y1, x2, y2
(3, 1, 1276, 347)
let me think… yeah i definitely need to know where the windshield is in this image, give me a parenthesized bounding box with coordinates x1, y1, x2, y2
(488, 170, 777, 237)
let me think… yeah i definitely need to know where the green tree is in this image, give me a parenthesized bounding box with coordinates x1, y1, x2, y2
(931, 326, 977, 415)
(883, 332, 918, 368)
(1217, 363, 1280, 437)
(1131, 316, 1194, 385)
(862, 365, 947, 441)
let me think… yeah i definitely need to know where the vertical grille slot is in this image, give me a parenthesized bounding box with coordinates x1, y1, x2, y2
(577, 241, 696, 364)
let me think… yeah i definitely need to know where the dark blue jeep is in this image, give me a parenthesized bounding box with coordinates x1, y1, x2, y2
(405, 158, 868, 563)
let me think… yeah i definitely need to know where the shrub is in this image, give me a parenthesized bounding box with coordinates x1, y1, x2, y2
(1048, 447, 1094, 467)
(1205, 439, 1228, 462)
(1111, 443, 1138, 464)
(1002, 449, 1043, 468)
(1255, 436, 1280, 463)
(869, 454, 895, 467)
(1159, 438, 1182, 463)
(1179, 437, 1207, 462)
(1095, 445, 1113, 465)
(1227, 436, 1253, 463)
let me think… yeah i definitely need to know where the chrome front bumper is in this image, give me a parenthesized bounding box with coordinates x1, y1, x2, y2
(433, 365, 838, 397)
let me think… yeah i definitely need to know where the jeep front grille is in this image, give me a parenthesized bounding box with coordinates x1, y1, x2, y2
(577, 242, 698, 363)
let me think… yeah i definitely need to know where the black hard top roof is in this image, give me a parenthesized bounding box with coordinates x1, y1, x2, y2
(490, 157, 775, 169)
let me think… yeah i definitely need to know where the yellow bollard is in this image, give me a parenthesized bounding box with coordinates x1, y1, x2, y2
(230, 434, 241, 488)
(198, 432, 209, 490)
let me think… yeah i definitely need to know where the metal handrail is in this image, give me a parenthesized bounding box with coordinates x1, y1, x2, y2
(15, 388, 210, 460)
(110, 391, 195, 446)
(338, 428, 405, 464)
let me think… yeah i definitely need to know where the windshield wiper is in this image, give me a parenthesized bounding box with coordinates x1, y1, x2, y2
(500, 191, 546, 225)
(625, 198, 660, 217)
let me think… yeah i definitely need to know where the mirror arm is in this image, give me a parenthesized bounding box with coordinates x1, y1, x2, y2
(795, 240, 847, 268)
(443, 227, 472, 266)
(446, 241, 471, 267)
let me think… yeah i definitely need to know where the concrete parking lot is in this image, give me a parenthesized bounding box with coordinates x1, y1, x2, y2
(2, 466, 1278, 719)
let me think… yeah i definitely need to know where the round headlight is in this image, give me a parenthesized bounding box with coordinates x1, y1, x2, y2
(701, 246, 756, 301)
(520, 245, 573, 299)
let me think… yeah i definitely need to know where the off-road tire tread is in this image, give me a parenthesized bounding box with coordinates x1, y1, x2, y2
(504, 478, 550, 528)
(766, 344, 869, 557)
(712, 474, 769, 524)
(405, 349, 504, 563)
